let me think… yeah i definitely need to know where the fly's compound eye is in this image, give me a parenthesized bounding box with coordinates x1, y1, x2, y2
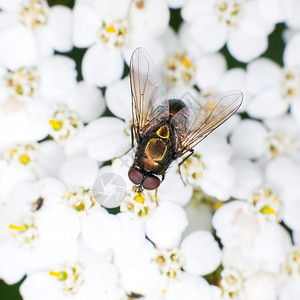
(128, 167, 143, 185)
(142, 175, 161, 190)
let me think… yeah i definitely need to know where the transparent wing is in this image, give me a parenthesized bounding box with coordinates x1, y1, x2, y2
(130, 47, 168, 141)
(173, 90, 243, 157)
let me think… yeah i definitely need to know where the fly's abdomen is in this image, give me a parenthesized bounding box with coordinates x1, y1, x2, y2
(137, 124, 173, 174)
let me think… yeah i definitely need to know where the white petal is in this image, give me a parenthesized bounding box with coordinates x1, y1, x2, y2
(281, 190, 300, 231)
(81, 208, 122, 252)
(284, 0, 300, 30)
(0, 0, 23, 12)
(0, 24, 37, 69)
(159, 169, 193, 206)
(231, 158, 263, 200)
(239, 1, 274, 36)
(181, 231, 222, 276)
(166, 273, 212, 300)
(105, 76, 132, 120)
(45, 6, 72, 52)
(146, 201, 188, 249)
(279, 278, 300, 300)
(38, 204, 80, 247)
(121, 263, 163, 296)
(227, 30, 268, 63)
(0, 240, 25, 284)
(283, 32, 300, 67)
(230, 120, 267, 159)
(253, 222, 291, 273)
(181, 0, 213, 22)
(20, 272, 60, 300)
(201, 163, 235, 201)
(218, 68, 248, 112)
(247, 88, 288, 119)
(39, 55, 77, 101)
(82, 45, 124, 87)
(35, 141, 65, 178)
(244, 272, 278, 300)
(291, 101, 300, 127)
(85, 117, 130, 161)
(188, 16, 227, 53)
(130, 0, 170, 38)
(246, 58, 281, 94)
(195, 53, 227, 90)
(96, 0, 131, 22)
(59, 156, 99, 188)
(72, 2, 100, 48)
(166, 0, 186, 9)
(66, 81, 106, 122)
(259, 0, 286, 24)
(266, 157, 300, 191)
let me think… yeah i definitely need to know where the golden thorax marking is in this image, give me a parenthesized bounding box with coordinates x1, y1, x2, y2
(145, 138, 167, 161)
(156, 124, 169, 139)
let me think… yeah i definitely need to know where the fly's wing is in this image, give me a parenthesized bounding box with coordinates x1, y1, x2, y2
(130, 47, 168, 141)
(173, 90, 243, 157)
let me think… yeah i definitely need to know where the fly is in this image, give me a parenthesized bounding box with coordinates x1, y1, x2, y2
(127, 47, 243, 194)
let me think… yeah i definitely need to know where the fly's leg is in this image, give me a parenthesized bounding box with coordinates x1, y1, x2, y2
(178, 149, 194, 186)
(154, 173, 165, 206)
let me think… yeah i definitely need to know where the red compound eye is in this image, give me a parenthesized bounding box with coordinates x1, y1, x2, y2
(142, 175, 160, 190)
(128, 167, 143, 185)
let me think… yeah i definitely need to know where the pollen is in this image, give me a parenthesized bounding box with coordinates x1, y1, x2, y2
(9, 224, 24, 231)
(260, 206, 276, 215)
(106, 25, 115, 33)
(49, 270, 68, 281)
(49, 119, 63, 131)
(20, 154, 30, 164)
(134, 193, 145, 204)
(181, 57, 191, 67)
(49, 271, 61, 278)
(214, 202, 224, 210)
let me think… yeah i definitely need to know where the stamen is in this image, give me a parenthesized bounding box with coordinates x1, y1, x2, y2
(260, 206, 275, 214)
(49, 271, 68, 280)
(20, 154, 30, 164)
(106, 25, 115, 33)
(134, 193, 145, 203)
(181, 58, 191, 67)
(9, 224, 23, 230)
(49, 119, 63, 131)
(49, 271, 61, 278)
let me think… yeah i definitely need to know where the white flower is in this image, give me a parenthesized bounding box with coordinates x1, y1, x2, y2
(283, 0, 300, 30)
(181, 0, 274, 62)
(213, 200, 292, 274)
(246, 37, 300, 119)
(48, 81, 106, 156)
(230, 117, 300, 163)
(179, 135, 235, 201)
(20, 259, 122, 300)
(213, 268, 278, 300)
(72, 0, 169, 87)
(119, 188, 188, 249)
(279, 248, 300, 299)
(0, 179, 79, 284)
(0, 55, 77, 143)
(121, 230, 221, 299)
(266, 157, 300, 231)
(0, 0, 72, 69)
(0, 141, 65, 203)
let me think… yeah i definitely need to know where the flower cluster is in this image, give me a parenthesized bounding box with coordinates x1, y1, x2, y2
(0, 0, 300, 299)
